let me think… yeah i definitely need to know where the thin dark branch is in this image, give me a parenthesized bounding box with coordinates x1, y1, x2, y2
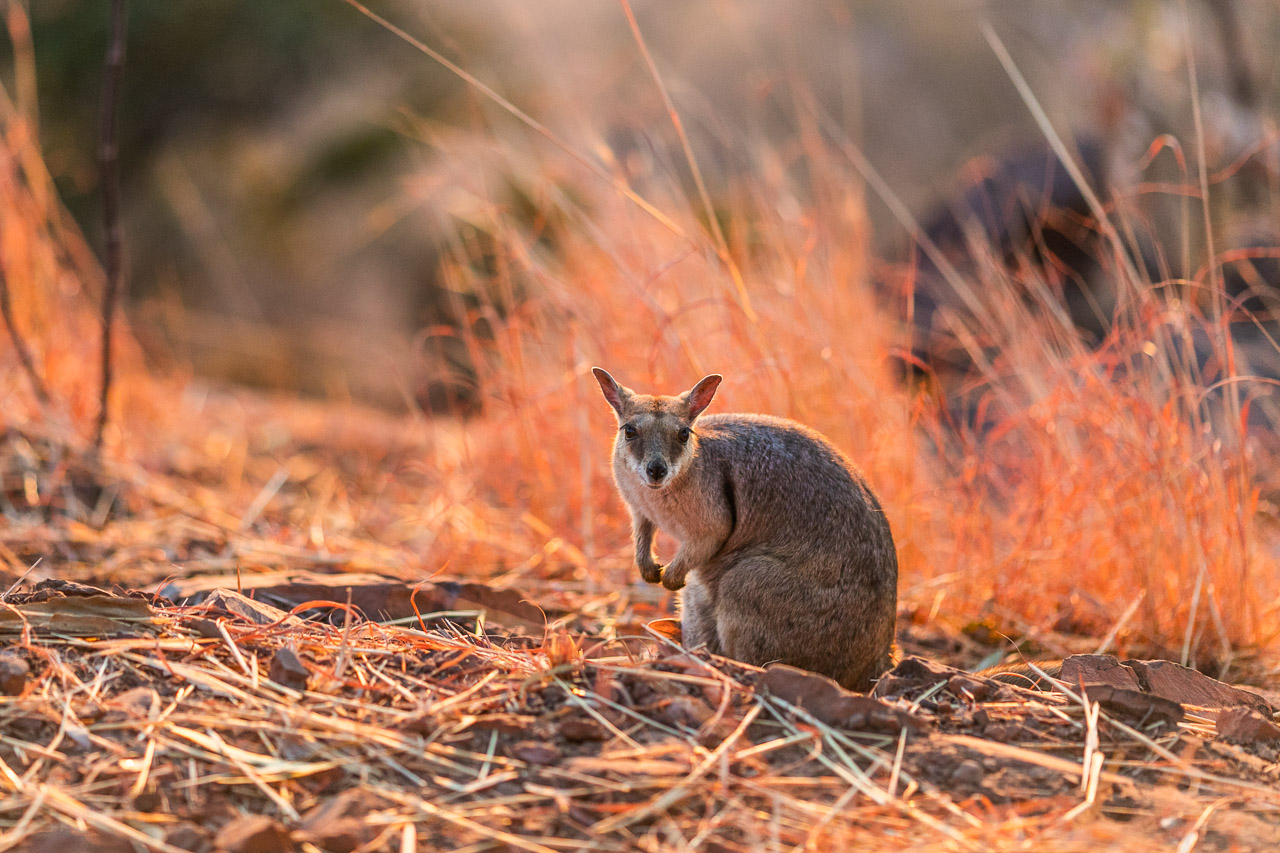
(92, 0, 127, 452)
(0, 259, 51, 406)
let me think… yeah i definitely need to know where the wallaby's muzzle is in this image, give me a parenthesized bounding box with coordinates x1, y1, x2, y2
(644, 458, 669, 486)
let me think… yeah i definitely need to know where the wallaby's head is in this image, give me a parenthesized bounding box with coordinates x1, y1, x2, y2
(592, 368, 722, 490)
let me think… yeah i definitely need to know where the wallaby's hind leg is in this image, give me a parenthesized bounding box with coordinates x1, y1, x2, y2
(716, 556, 893, 692)
(678, 577, 721, 655)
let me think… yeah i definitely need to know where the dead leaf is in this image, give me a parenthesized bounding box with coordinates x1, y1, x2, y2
(511, 740, 559, 765)
(466, 714, 540, 735)
(645, 618, 682, 644)
(947, 673, 1014, 702)
(165, 825, 211, 852)
(104, 686, 161, 723)
(214, 814, 293, 853)
(872, 655, 962, 699)
(201, 589, 304, 628)
(25, 829, 135, 853)
(297, 789, 394, 853)
(656, 695, 713, 729)
(558, 716, 609, 743)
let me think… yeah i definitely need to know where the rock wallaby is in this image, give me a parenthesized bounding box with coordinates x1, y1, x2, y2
(592, 368, 898, 692)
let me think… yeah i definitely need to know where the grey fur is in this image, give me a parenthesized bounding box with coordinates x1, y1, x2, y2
(592, 368, 898, 692)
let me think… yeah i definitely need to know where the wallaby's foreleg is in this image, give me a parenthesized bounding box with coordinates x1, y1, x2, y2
(632, 515, 663, 584)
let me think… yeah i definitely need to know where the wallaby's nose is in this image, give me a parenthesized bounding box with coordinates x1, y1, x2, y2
(646, 459, 668, 482)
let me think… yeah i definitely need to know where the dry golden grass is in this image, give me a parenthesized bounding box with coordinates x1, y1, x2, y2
(407, 117, 1280, 679)
(3, 10, 1279, 670)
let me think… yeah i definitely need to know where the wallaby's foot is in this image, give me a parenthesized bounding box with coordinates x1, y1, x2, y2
(638, 561, 663, 585)
(660, 564, 689, 591)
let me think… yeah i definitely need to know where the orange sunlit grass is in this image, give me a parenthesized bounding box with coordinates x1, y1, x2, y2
(398, 101, 1280, 673)
(3, 41, 1278, 677)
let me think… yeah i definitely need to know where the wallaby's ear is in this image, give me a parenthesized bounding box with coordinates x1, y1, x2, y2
(684, 374, 722, 420)
(592, 367, 629, 417)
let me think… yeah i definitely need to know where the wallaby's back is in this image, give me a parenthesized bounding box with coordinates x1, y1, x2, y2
(691, 414, 898, 690)
(696, 414, 894, 576)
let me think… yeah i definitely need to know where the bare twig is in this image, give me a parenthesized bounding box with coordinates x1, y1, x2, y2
(92, 0, 127, 453)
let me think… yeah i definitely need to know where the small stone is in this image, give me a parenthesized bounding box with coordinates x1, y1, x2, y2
(948, 758, 985, 790)
(165, 825, 210, 853)
(132, 788, 163, 813)
(0, 654, 29, 696)
(269, 647, 309, 692)
(558, 717, 608, 743)
(511, 740, 559, 765)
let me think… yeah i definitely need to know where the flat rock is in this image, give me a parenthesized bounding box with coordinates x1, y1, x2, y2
(1059, 654, 1142, 690)
(1123, 659, 1273, 714)
(1077, 683, 1184, 727)
(166, 572, 553, 629)
(0, 587, 155, 637)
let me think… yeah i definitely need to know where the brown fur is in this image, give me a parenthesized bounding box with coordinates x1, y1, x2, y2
(593, 368, 898, 692)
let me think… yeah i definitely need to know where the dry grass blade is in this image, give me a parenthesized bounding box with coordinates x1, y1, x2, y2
(618, 0, 755, 323)
(594, 702, 762, 833)
(379, 789, 563, 853)
(39, 784, 187, 853)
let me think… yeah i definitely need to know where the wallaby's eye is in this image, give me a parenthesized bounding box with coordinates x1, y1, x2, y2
(677, 427, 691, 444)
(622, 424, 638, 441)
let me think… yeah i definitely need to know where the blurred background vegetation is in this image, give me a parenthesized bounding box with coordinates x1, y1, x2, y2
(4, 0, 1278, 409)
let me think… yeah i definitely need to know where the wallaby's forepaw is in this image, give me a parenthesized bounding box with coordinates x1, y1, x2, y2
(660, 567, 687, 591)
(639, 562, 664, 585)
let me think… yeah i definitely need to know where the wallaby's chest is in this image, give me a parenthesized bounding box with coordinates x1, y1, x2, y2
(616, 469, 725, 547)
